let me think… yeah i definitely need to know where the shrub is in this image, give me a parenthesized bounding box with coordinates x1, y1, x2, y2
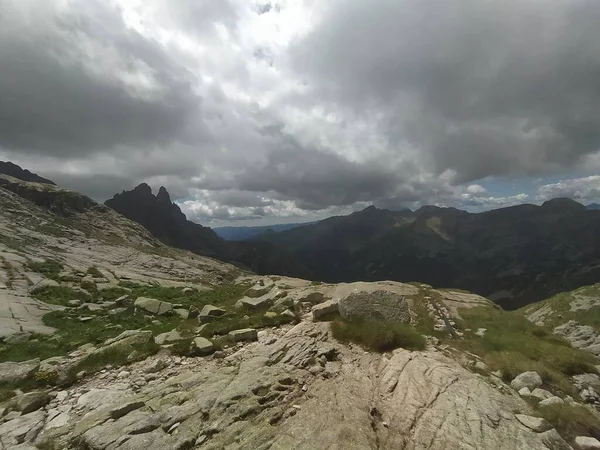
(331, 319, 426, 352)
(27, 259, 63, 281)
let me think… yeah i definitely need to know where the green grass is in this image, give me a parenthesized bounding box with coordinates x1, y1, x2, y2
(27, 259, 63, 281)
(451, 306, 598, 395)
(331, 319, 426, 352)
(520, 284, 600, 333)
(538, 403, 600, 444)
(30, 285, 91, 306)
(199, 312, 299, 338)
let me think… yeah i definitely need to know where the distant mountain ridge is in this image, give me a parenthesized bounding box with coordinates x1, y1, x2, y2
(258, 198, 600, 309)
(0, 161, 56, 185)
(214, 222, 317, 241)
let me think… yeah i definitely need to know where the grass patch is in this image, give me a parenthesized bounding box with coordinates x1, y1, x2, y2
(538, 403, 600, 444)
(199, 312, 298, 338)
(451, 306, 598, 395)
(30, 285, 91, 306)
(27, 259, 63, 281)
(331, 319, 426, 352)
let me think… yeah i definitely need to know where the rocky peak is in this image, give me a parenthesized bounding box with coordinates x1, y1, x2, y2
(156, 186, 171, 204)
(0, 161, 56, 185)
(541, 197, 586, 212)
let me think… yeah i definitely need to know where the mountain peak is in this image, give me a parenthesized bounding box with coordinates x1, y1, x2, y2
(540, 197, 585, 212)
(132, 183, 152, 195)
(0, 161, 56, 185)
(157, 186, 171, 203)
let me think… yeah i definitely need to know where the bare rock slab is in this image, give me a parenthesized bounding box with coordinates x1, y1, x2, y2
(515, 414, 553, 433)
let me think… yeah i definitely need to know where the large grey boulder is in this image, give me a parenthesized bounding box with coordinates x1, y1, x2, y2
(10, 391, 51, 414)
(134, 297, 173, 316)
(538, 396, 564, 408)
(338, 290, 410, 322)
(238, 296, 274, 311)
(510, 371, 543, 391)
(0, 358, 40, 384)
(244, 283, 273, 298)
(311, 300, 339, 321)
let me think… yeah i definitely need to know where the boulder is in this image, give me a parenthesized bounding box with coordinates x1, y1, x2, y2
(531, 388, 553, 401)
(0, 358, 40, 384)
(229, 328, 258, 342)
(115, 295, 132, 306)
(518, 387, 532, 397)
(576, 436, 600, 450)
(199, 305, 226, 323)
(134, 297, 173, 316)
(515, 414, 553, 433)
(338, 290, 410, 322)
(154, 330, 183, 345)
(10, 391, 51, 414)
(510, 371, 543, 391)
(191, 337, 214, 355)
(475, 328, 487, 337)
(238, 296, 275, 311)
(312, 300, 340, 321)
(538, 396, 564, 408)
(188, 306, 200, 319)
(245, 284, 273, 298)
(282, 309, 297, 320)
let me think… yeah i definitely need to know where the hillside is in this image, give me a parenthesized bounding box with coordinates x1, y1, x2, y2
(259, 200, 600, 309)
(1, 173, 600, 448)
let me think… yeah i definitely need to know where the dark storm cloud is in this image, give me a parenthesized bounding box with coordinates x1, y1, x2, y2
(237, 145, 398, 209)
(293, 0, 600, 183)
(0, 0, 201, 156)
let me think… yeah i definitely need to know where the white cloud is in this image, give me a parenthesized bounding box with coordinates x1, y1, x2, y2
(537, 176, 600, 204)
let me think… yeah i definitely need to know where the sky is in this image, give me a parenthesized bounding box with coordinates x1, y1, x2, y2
(1, 0, 600, 226)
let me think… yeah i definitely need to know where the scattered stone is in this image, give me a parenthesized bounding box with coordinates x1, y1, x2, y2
(538, 396, 564, 408)
(134, 297, 173, 316)
(511, 371, 543, 391)
(474, 361, 488, 372)
(311, 300, 340, 320)
(264, 311, 279, 319)
(199, 304, 226, 323)
(188, 305, 200, 319)
(155, 330, 183, 345)
(110, 401, 145, 419)
(174, 308, 189, 319)
(115, 295, 132, 306)
(167, 422, 180, 433)
(229, 328, 258, 342)
(192, 337, 214, 355)
(79, 316, 94, 323)
(475, 328, 487, 337)
(0, 358, 39, 383)
(519, 387, 532, 397)
(238, 296, 275, 311)
(531, 388, 553, 401)
(245, 283, 273, 298)
(515, 414, 553, 433)
(118, 370, 131, 378)
(281, 309, 296, 320)
(67, 299, 82, 307)
(576, 436, 600, 450)
(182, 287, 194, 293)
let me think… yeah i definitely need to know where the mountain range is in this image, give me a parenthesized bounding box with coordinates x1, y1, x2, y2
(3, 161, 600, 310)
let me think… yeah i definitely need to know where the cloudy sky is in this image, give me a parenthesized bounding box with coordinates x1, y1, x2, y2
(2, 0, 600, 225)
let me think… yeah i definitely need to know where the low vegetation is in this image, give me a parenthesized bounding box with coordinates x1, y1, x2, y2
(331, 319, 426, 352)
(451, 306, 598, 394)
(86, 266, 104, 278)
(27, 259, 63, 281)
(538, 403, 600, 444)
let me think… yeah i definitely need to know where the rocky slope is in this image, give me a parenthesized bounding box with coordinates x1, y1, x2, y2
(1, 176, 600, 449)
